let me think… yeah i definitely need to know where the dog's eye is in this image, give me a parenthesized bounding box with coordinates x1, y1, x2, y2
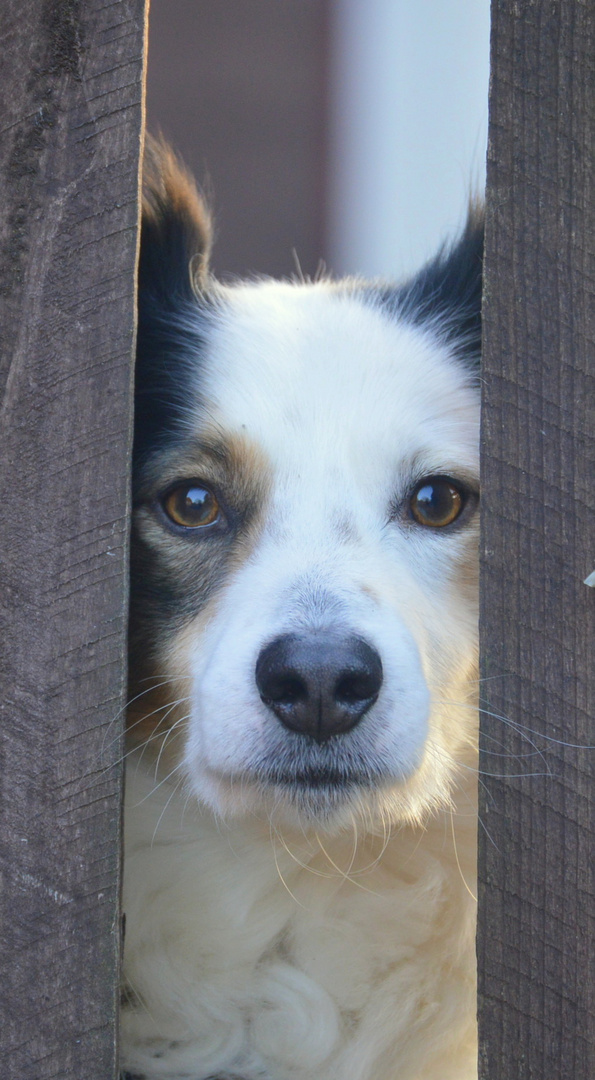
(162, 483, 220, 529)
(409, 476, 465, 528)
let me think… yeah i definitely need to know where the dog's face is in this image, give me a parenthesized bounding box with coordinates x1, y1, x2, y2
(130, 140, 482, 830)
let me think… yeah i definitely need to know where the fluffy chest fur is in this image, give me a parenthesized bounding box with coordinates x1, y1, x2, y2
(121, 138, 482, 1080)
(122, 765, 477, 1080)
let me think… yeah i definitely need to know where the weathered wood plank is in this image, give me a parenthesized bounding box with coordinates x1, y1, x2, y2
(0, 2, 146, 1077)
(479, 2, 595, 1077)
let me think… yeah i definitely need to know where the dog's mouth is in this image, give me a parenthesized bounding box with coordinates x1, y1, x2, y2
(239, 738, 396, 815)
(245, 765, 375, 821)
(203, 757, 381, 820)
(197, 713, 424, 821)
(257, 765, 374, 790)
(197, 734, 423, 823)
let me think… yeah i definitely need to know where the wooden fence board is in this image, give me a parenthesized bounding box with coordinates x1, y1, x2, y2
(0, 2, 146, 1077)
(479, 2, 595, 1077)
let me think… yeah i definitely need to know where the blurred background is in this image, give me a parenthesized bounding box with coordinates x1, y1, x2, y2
(146, 0, 490, 281)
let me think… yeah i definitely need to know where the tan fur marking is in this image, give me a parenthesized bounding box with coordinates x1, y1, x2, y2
(453, 524, 480, 608)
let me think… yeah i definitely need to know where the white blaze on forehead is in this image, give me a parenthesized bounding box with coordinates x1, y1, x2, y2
(197, 282, 479, 497)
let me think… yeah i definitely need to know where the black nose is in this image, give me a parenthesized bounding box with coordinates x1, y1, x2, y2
(255, 632, 383, 743)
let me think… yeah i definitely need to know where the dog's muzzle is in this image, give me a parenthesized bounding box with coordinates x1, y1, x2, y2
(255, 631, 383, 744)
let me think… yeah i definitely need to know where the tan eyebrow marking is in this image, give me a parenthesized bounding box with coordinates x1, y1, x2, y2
(135, 431, 273, 503)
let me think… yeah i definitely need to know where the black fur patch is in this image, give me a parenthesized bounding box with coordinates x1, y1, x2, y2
(131, 138, 221, 677)
(129, 434, 270, 688)
(367, 205, 484, 375)
(134, 136, 214, 473)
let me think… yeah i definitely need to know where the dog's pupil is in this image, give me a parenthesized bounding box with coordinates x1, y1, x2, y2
(165, 484, 218, 527)
(183, 487, 213, 521)
(413, 480, 461, 526)
(186, 487, 208, 509)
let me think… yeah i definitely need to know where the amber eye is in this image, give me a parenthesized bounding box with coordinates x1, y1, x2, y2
(409, 476, 465, 528)
(162, 483, 220, 529)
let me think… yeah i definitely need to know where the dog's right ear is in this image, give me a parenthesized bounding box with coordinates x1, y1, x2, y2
(139, 134, 212, 307)
(134, 138, 213, 472)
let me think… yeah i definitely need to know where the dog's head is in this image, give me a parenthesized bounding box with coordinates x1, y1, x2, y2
(129, 137, 482, 829)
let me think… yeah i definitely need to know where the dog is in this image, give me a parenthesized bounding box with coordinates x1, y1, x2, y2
(121, 136, 483, 1080)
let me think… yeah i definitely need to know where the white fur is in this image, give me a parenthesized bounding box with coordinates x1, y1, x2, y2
(122, 283, 479, 1079)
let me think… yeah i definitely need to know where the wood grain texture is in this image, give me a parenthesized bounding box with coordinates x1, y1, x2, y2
(0, 2, 146, 1077)
(479, 2, 595, 1077)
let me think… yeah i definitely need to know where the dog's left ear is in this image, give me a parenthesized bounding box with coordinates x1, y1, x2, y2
(139, 133, 213, 307)
(384, 203, 484, 372)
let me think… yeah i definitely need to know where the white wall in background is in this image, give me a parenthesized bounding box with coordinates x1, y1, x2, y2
(327, 0, 490, 279)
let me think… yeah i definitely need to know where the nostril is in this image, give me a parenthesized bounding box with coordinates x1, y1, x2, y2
(260, 673, 307, 706)
(255, 641, 308, 709)
(335, 671, 379, 706)
(334, 643, 383, 707)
